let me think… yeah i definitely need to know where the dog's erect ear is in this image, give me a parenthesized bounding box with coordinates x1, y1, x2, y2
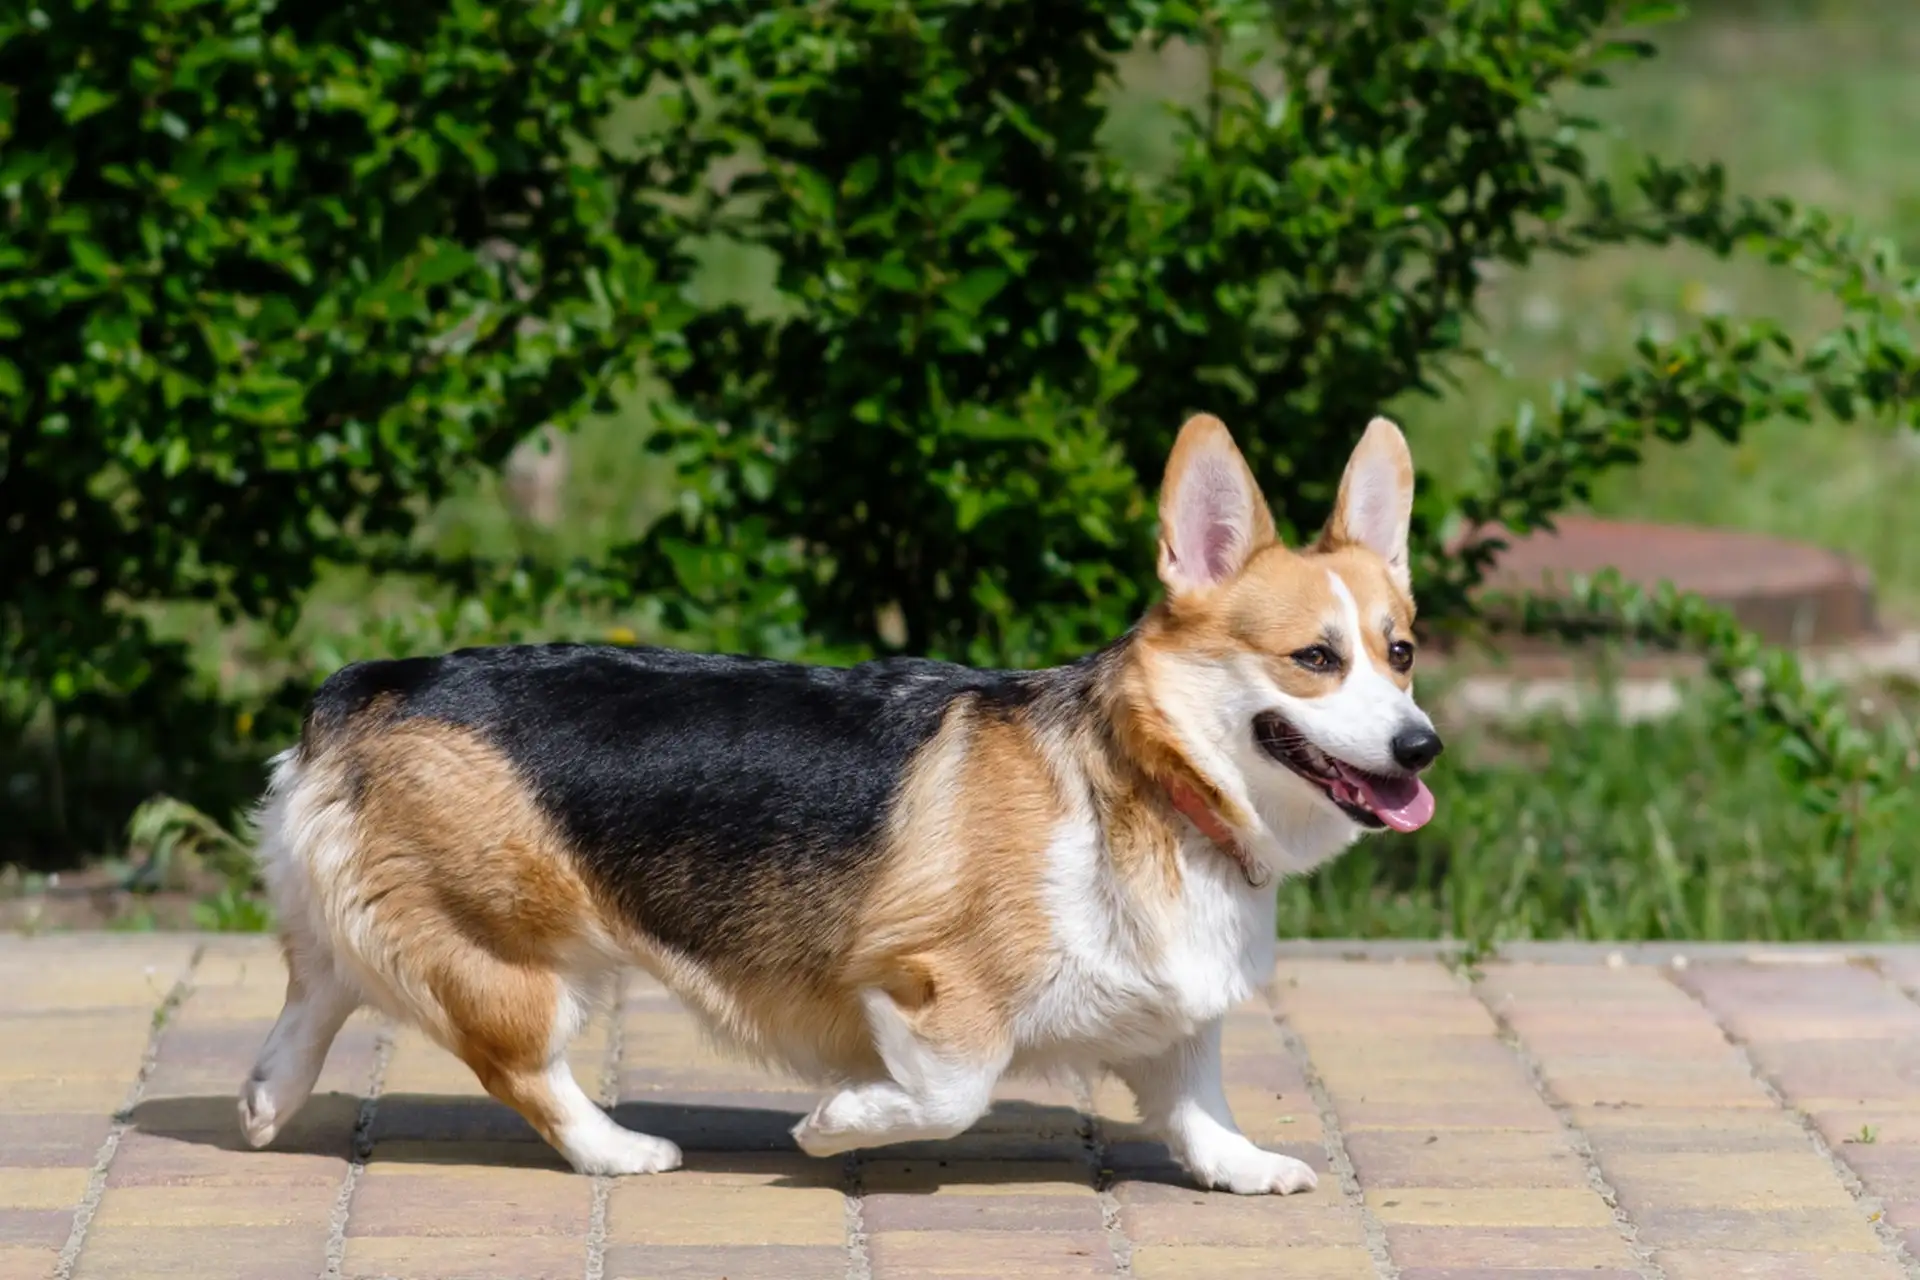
(1157, 414, 1276, 598)
(1320, 416, 1415, 592)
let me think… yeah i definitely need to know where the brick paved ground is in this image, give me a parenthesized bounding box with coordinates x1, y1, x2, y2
(10, 937, 1920, 1279)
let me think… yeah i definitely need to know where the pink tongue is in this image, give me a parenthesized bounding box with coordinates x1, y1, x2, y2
(1351, 772, 1436, 833)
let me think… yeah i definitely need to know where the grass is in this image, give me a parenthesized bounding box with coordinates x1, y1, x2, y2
(1283, 671, 1920, 944)
(1415, 8, 1920, 617)
(7, 3, 1920, 939)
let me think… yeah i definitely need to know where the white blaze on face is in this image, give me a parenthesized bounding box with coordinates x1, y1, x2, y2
(1270, 570, 1422, 774)
(1254, 570, 1437, 833)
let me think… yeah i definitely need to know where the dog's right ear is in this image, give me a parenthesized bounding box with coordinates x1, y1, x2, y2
(1156, 414, 1276, 599)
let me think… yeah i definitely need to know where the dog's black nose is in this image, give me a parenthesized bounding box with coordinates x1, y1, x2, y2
(1391, 725, 1444, 771)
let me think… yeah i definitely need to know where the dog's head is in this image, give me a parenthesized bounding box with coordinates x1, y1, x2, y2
(1141, 414, 1439, 854)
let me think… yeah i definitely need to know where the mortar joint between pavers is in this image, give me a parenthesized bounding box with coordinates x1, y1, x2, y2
(52, 941, 204, 1280)
(1272, 1011, 1400, 1280)
(1076, 1073, 1134, 1278)
(842, 1149, 872, 1280)
(1466, 974, 1669, 1280)
(1673, 962, 1920, 1280)
(585, 972, 626, 1280)
(323, 1017, 396, 1280)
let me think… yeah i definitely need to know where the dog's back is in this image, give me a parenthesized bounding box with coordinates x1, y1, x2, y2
(297, 643, 1027, 971)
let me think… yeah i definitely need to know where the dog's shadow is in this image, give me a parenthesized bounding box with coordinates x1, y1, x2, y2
(125, 1093, 1191, 1190)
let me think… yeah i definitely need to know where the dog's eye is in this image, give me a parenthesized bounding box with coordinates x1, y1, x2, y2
(1291, 644, 1340, 673)
(1388, 640, 1415, 672)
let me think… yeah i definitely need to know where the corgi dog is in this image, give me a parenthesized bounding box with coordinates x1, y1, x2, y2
(238, 414, 1440, 1196)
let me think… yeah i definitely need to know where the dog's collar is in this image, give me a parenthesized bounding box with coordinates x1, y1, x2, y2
(1165, 778, 1270, 888)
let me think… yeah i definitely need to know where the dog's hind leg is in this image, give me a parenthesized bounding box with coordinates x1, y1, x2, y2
(791, 987, 1005, 1157)
(434, 956, 682, 1177)
(240, 760, 365, 1150)
(240, 930, 361, 1149)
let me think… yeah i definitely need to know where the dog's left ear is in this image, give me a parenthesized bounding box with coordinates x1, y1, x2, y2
(1319, 417, 1415, 592)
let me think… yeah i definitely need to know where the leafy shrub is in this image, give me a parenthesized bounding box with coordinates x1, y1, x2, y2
(0, 0, 708, 803)
(627, 0, 1918, 660)
(6, 0, 1917, 912)
(619, 0, 1919, 915)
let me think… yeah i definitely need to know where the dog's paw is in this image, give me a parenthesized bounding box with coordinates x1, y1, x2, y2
(237, 1077, 284, 1149)
(792, 1099, 866, 1158)
(566, 1129, 683, 1177)
(1189, 1141, 1319, 1196)
(790, 1116, 841, 1158)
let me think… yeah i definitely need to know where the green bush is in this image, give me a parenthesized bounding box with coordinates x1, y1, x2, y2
(0, 0, 715, 855)
(0, 0, 716, 670)
(5, 0, 1917, 916)
(622, 0, 1917, 931)
(631, 0, 1919, 658)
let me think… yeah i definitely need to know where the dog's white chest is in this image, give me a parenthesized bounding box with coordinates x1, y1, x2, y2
(1017, 824, 1276, 1066)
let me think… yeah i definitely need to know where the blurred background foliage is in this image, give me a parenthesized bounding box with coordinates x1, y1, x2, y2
(2, 0, 1916, 943)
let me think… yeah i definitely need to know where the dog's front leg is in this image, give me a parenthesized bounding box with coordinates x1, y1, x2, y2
(1114, 1019, 1318, 1195)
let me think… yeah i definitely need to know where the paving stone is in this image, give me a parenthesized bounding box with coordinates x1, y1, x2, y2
(1486, 961, 1908, 1277)
(1678, 961, 1920, 1269)
(0, 1245, 60, 1280)
(860, 1159, 1090, 1195)
(348, 1162, 592, 1238)
(671, 1151, 842, 1188)
(1630, 1206, 1882, 1252)
(862, 1192, 1106, 1234)
(1381, 1224, 1634, 1269)
(1343, 1129, 1587, 1189)
(1601, 1150, 1859, 1213)
(1279, 960, 1634, 1273)
(10, 938, 1920, 1277)
(1397, 1271, 1642, 1280)
(1334, 1099, 1563, 1132)
(341, 1234, 587, 1280)
(0, 938, 197, 1014)
(866, 1227, 1112, 1274)
(0, 1167, 89, 1212)
(1816, 1143, 1920, 1201)
(1366, 1188, 1618, 1229)
(1116, 1198, 1367, 1247)
(1811, 1108, 1920, 1147)
(605, 1182, 845, 1246)
(1566, 1105, 1809, 1154)
(1870, 1196, 1920, 1234)
(602, 1243, 845, 1279)
(76, 1224, 331, 1279)
(1130, 1244, 1376, 1278)
(80, 951, 370, 1280)
(0, 1206, 72, 1248)
(1655, 1249, 1911, 1280)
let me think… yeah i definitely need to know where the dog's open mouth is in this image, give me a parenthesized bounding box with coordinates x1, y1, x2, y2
(1254, 713, 1435, 833)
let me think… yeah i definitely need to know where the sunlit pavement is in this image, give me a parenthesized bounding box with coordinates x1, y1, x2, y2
(7, 934, 1920, 1279)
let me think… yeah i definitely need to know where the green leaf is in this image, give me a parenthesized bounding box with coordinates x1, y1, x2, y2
(59, 84, 116, 124)
(941, 268, 1009, 316)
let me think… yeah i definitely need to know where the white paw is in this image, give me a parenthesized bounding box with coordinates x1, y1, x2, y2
(792, 1091, 900, 1158)
(791, 1107, 855, 1158)
(566, 1128, 682, 1177)
(1188, 1141, 1319, 1196)
(237, 1078, 284, 1149)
